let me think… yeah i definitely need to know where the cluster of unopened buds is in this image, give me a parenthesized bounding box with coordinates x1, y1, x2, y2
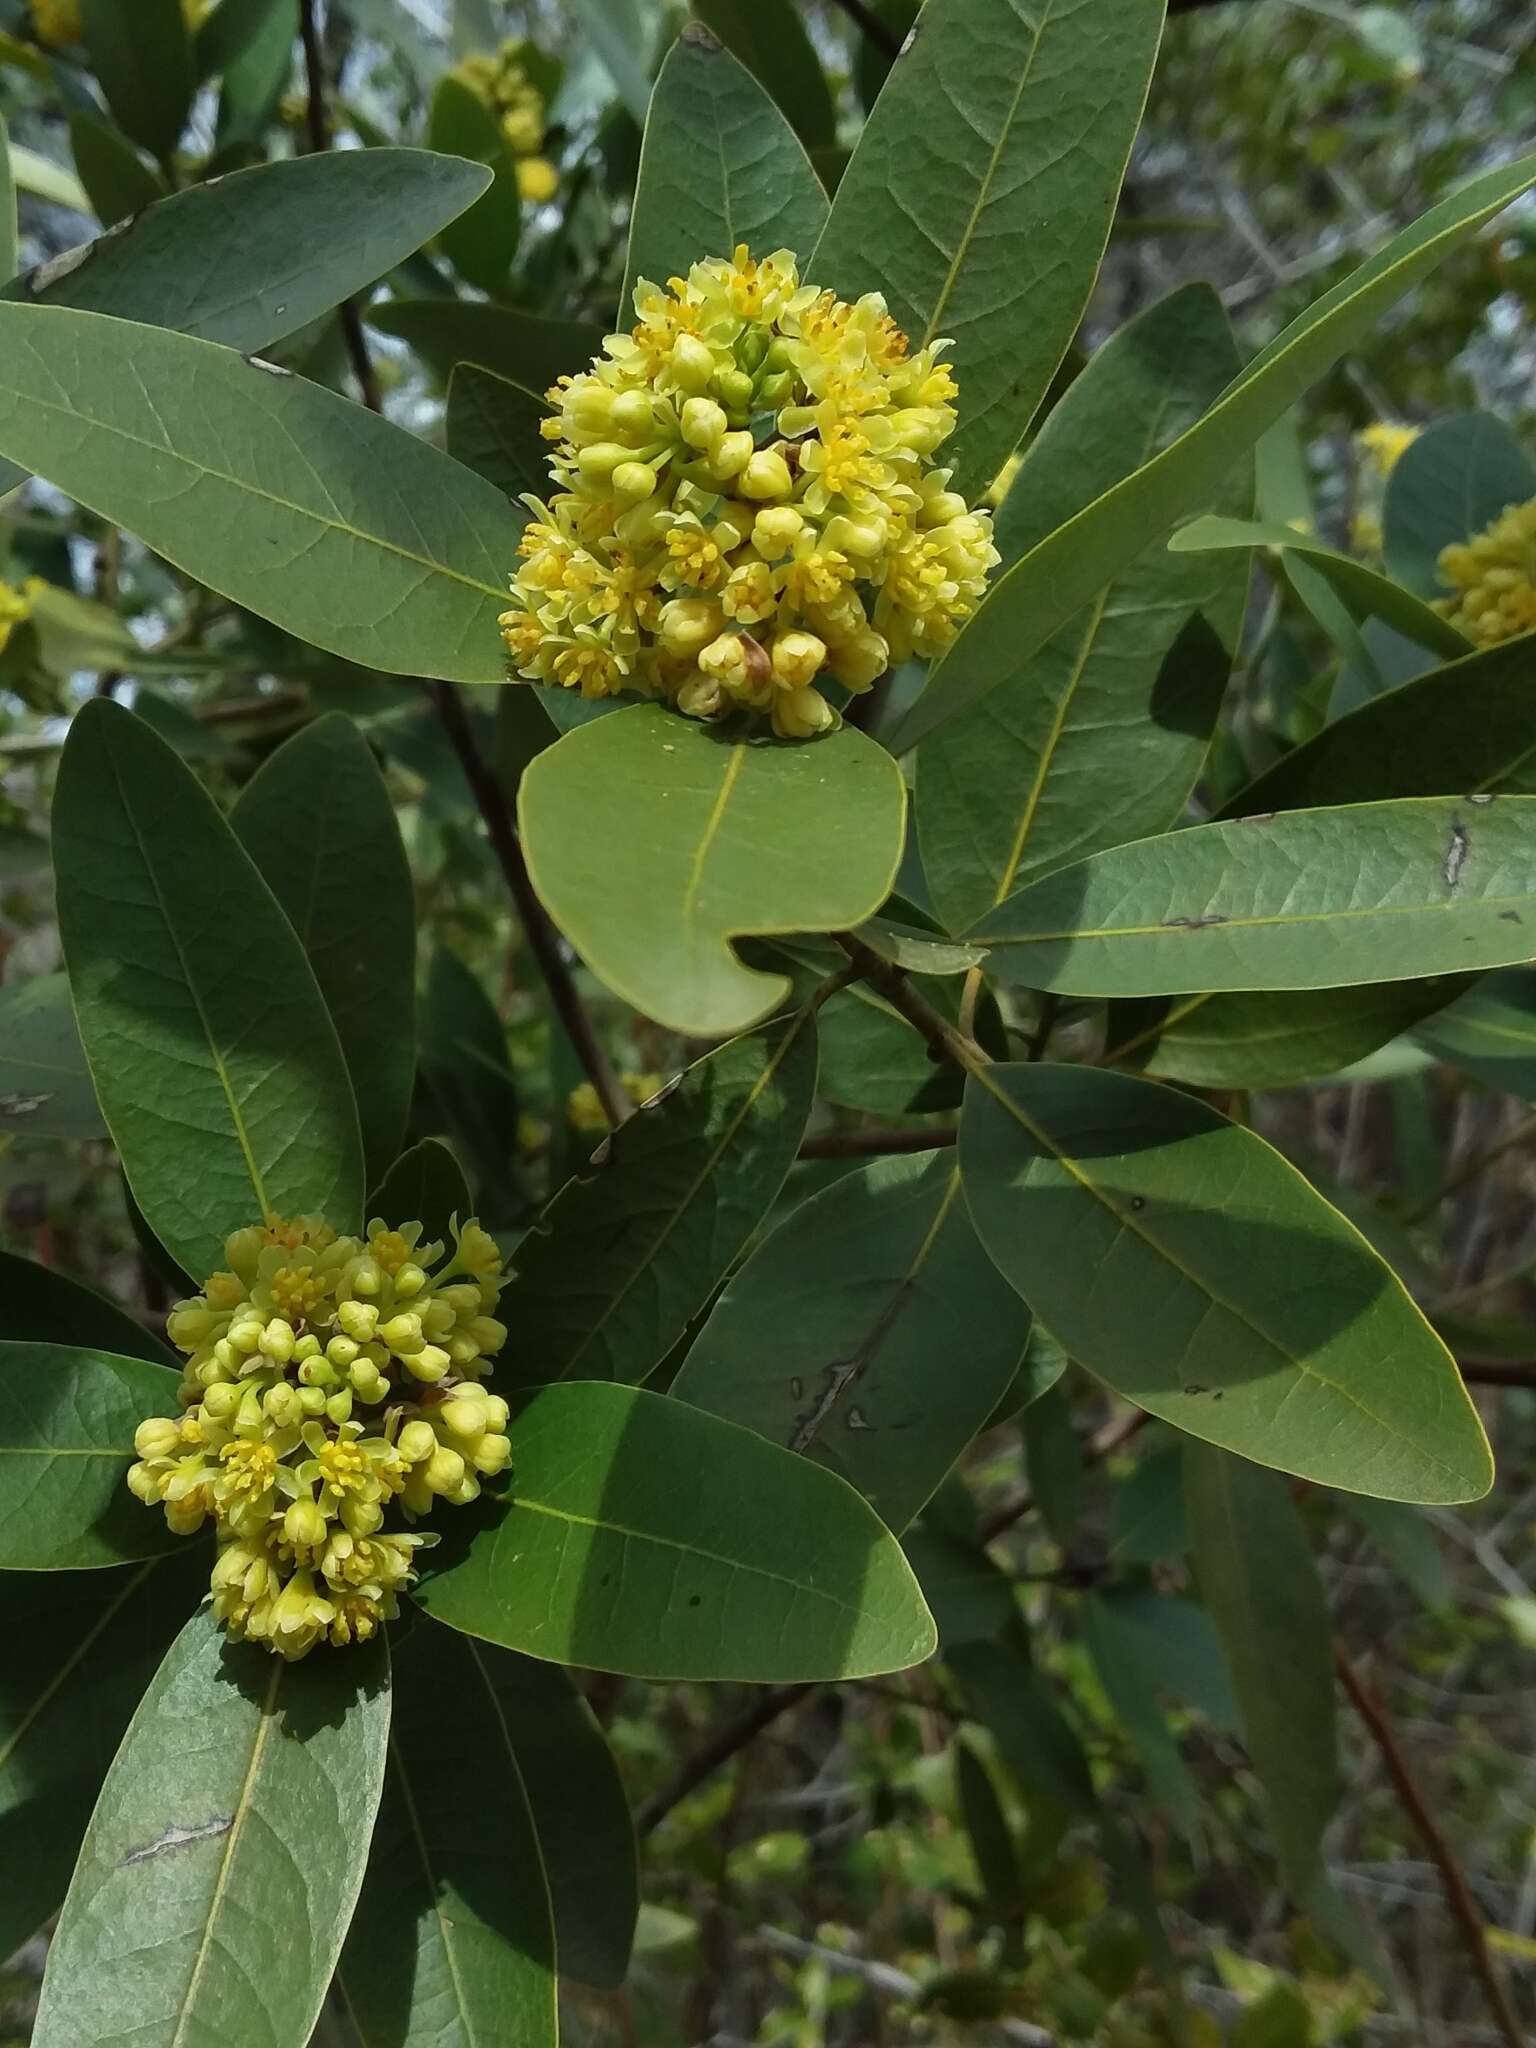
(1436, 497, 1536, 648)
(499, 244, 999, 739)
(32, 0, 205, 42)
(453, 39, 559, 204)
(127, 1212, 511, 1660)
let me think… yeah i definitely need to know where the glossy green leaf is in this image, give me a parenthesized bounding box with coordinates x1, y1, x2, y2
(1081, 1586, 1236, 1730)
(676, 1150, 1031, 1529)
(68, 112, 165, 228)
(1105, 981, 1467, 1091)
(0, 1341, 182, 1568)
(213, 0, 297, 150)
(194, 0, 293, 83)
(1, 149, 490, 348)
(447, 360, 550, 500)
(1224, 636, 1536, 817)
(55, 699, 363, 1278)
(0, 308, 523, 682)
(419, 949, 520, 1207)
(1416, 968, 1536, 1100)
(33, 1606, 390, 2048)
(368, 297, 600, 391)
(1185, 1446, 1340, 1894)
(416, 1380, 936, 1680)
(0, 971, 107, 1139)
(1021, 1383, 1081, 1548)
(1384, 411, 1536, 598)
(959, 1063, 1492, 1502)
(231, 714, 415, 1184)
(369, 1139, 474, 1249)
(894, 152, 1536, 749)
(1169, 516, 1468, 661)
(0, 1248, 173, 1363)
(623, 24, 828, 316)
(917, 285, 1248, 934)
(519, 703, 906, 1036)
(82, 0, 192, 159)
(0, 1551, 205, 1961)
(813, 0, 1162, 500)
(976, 798, 1536, 998)
(502, 1013, 816, 1386)
(429, 74, 520, 296)
(340, 1618, 634, 2040)
(691, 0, 837, 149)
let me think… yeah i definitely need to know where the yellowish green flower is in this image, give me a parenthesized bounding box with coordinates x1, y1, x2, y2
(0, 580, 33, 659)
(1358, 422, 1419, 477)
(453, 39, 557, 201)
(128, 1210, 511, 1659)
(498, 244, 1000, 739)
(32, 0, 205, 41)
(1436, 497, 1536, 648)
(1351, 421, 1420, 555)
(567, 1070, 664, 1134)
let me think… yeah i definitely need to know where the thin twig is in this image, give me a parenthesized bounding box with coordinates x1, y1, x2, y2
(1334, 1643, 1526, 2048)
(797, 1125, 957, 1161)
(828, 0, 903, 62)
(978, 1409, 1148, 1545)
(752, 1929, 1057, 2046)
(636, 1684, 814, 1838)
(1405, 1105, 1536, 1226)
(833, 934, 991, 1074)
(298, 0, 382, 411)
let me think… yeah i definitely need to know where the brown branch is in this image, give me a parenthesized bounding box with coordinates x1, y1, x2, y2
(833, 934, 991, 1074)
(635, 1683, 814, 1838)
(798, 1124, 957, 1161)
(296, 0, 630, 1131)
(1334, 1644, 1525, 2048)
(1459, 1358, 1536, 1388)
(828, 0, 903, 61)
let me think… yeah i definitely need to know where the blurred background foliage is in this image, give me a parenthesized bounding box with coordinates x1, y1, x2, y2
(2, 3, 1536, 2044)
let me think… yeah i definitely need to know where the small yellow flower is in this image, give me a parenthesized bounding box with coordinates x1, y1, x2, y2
(30, 0, 82, 44)
(0, 579, 34, 658)
(1358, 422, 1419, 477)
(452, 39, 555, 201)
(516, 156, 559, 205)
(1436, 497, 1536, 648)
(567, 1071, 664, 1133)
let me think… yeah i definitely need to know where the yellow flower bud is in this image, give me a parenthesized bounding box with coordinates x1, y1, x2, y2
(671, 333, 716, 394)
(299, 1385, 329, 1417)
(657, 596, 725, 657)
(397, 1420, 437, 1465)
(772, 685, 836, 739)
(325, 1390, 353, 1425)
(771, 630, 828, 690)
(516, 155, 559, 205)
(326, 1334, 359, 1370)
(392, 1262, 428, 1300)
(740, 449, 794, 501)
(134, 1417, 181, 1461)
(751, 506, 804, 560)
(681, 396, 728, 451)
(609, 389, 654, 440)
(336, 1299, 379, 1342)
(828, 627, 890, 691)
(403, 1344, 451, 1384)
(613, 460, 659, 503)
(380, 1313, 424, 1355)
(576, 441, 629, 488)
(473, 1432, 513, 1477)
(203, 1382, 242, 1421)
(710, 429, 754, 481)
(425, 1445, 467, 1495)
(283, 1498, 329, 1551)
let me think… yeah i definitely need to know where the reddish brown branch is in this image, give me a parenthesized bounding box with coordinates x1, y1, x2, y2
(1334, 1644, 1525, 2048)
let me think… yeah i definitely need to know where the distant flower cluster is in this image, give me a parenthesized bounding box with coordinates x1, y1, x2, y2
(1437, 498, 1536, 648)
(32, 0, 206, 44)
(499, 245, 999, 739)
(128, 1212, 510, 1659)
(453, 39, 559, 204)
(0, 579, 34, 658)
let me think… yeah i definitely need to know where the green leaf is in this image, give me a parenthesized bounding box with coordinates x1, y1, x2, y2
(894, 151, 1536, 749)
(340, 1619, 634, 2039)
(447, 360, 551, 500)
(691, 0, 837, 149)
(0, 307, 522, 682)
(903, 1527, 1018, 1649)
(0, 1248, 173, 1363)
(1224, 636, 1536, 816)
(67, 112, 166, 227)
(623, 24, 828, 317)
(675, 1150, 1031, 1529)
(501, 1013, 816, 1386)
(955, 1739, 1023, 1918)
(82, 0, 192, 160)
(567, 0, 654, 123)
(0, 112, 13, 286)
(947, 1639, 1097, 1816)
(519, 703, 906, 1036)
(1384, 411, 1536, 598)
(1082, 1592, 1199, 1831)
(0, 1340, 182, 1568)
(917, 284, 1248, 934)
(0, 972, 107, 1140)
(1105, 982, 1467, 1091)
(975, 797, 1536, 998)
(194, 0, 293, 83)
(1343, 1496, 1451, 1610)
(1021, 1383, 1081, 1548)
(429, 74, 521, 296)
(54, 699, 364, 1278)
(813, 0, 1163, 500)
(1184, 1446, 1340, 1894)
(416, 1380, 936, 1680)
(419, 949, 520, 1206)
(1417, 968, 1536, 1100)
(1109, 1449, 1188, 1565)
(959, 1063, 1492, 1503)
(231, 714, 415, 1185)
(369, 297, 601, 392)
(32, 1607, 391, 2048)
(0, 1551, 205, 1961)
(5, 141, 90, 214)
(213, 0, 301, 152)
(2, 150, 492, 350)
(1169, 515, 1469, 662)
(369, 1138, 474, 1248)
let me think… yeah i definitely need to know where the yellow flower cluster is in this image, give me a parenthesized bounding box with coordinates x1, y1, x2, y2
(453, 40, 559, 204)
(0, 580, 34, 658)
(33, 0, 205, 43)
(128, 1212, 511, 1660)
(1437, 497, 1536, 648)
(567, 1070, 663, 1134)
(1350, 422, 1419, 556)
(498, 245, 999, 739)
